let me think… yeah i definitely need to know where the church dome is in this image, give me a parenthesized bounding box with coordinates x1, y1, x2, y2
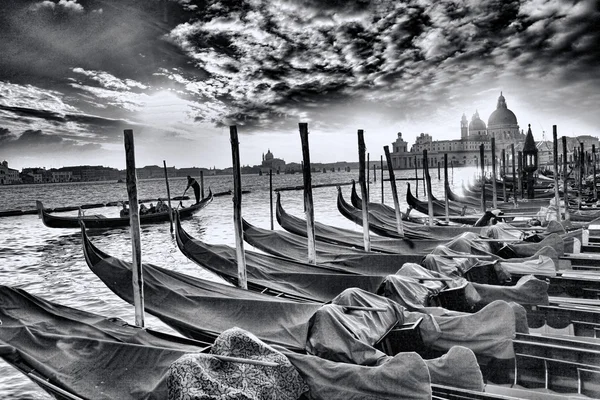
(488, 92, 518, 127)
(469, 110, 486, 131)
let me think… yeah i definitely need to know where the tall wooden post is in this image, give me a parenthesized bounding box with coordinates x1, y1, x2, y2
(380, 155, 384, 204)
(384, 146, 404, 236)
(491, 136, 498, 208)
(479, 144, 486, 212)
(444, 153, 450, 223)
(593, 144, 598, 200)
(230, 126, 247, 289)
(358, 130, 371, 251)
(373, 163, 376, 183)
(552, 126, 561, 220)
(437, 161, 441, 180)
(123, 129, 145, 327)
(562, 136, 570, 220)
(501, 149, 507, 202)
(367, 153, 370, 200)
(200, 170, 205, 199)
(579, 142, 584, 209)
(163, 160, 173, 234)
(269, 169, 274, 230)
(424, 150, 434, 226)
(414, 156, 419, 198)
(511, 144, 516, 202)
(299, 123, 317, 263)
(517, 151, 523, 199)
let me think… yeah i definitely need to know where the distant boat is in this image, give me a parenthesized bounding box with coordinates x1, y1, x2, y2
(36, 190, 213, 229)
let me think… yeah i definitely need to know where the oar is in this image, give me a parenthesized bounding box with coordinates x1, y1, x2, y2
(474, 238, 523, 242)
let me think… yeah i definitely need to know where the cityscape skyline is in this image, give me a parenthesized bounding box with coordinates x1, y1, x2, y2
(1, 0, 599, 170)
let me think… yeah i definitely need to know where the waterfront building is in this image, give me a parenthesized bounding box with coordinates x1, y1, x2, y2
(390, 92, 599, 170)
(0, 161, 21, 184)
(21, 167, 47, 183)
(260, 149, 286, 174)
(49, 170, 72, 183)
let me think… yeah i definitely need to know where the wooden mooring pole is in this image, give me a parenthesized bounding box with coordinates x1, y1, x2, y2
(491, 136, 498, 209)
(414, 156, 419, 198)
(511, 144, 516, 203)
(552, 126, 562, 220)
(380, 155, 384, 204)
(593, 144, 598, 200)
(517, 151, 523, 199)
(200, 170, 205, 199)
(299, 123, 317, 263)
(163, 160, 174, 234)
(424, 150, 434, 226)
(444, 153, 450, 223)
(501, 149, 507, 202)
(123, 129, 145, 327)
(562, 136, 570, 220)
(269, 169, 274, 230)
(384, 146, 404, 237)
(230, 126, 247, 289)
(358, 130, 371, 251)
(479, 144, 486, 212)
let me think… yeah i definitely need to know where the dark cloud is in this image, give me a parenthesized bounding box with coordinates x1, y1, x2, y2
(0, 127, 102, 152)
(0, 104, 135, 127)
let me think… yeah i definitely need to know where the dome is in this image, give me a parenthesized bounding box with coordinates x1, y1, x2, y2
(469, 110, 486, 131)
(488, 92, 518, 127)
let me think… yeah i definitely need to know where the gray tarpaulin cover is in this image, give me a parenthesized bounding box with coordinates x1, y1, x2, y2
(167, 328, 308, 400)
(281, 349, 432, 400)
(472, 275, 550, 305)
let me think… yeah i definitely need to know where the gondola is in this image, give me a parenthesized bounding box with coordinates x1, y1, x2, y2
(339, 187, 483, 238)
(36, 190, 213, 229)
(5, 286, 583, 400)
(80, 226, 600, 398)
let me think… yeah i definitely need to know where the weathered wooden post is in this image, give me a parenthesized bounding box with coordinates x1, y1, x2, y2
(414, 156, 419, 198)
(444, 153, 450, 223)
(511, 144, 516, 202)
(200, 170, 205, 199)
(593, 144, 598, 200)
(230, 126, 247, 289)
(269, 169, 274, 230)
(437, 161, 441, 180)
(479, 144, 486, 212)
(562, 136, 570, 220)
(299, 123, 317, 263)
(123, 129, 145, 327)
(579, 142, 584, 209)
(501, 149, 507, 202)
(491, 136, 498, 208)
(162, 160, 173, 234)
(380, 155, 384, 204)
(384, 146, 404, 237)
(423, 150, 434, 226)
(358, 130, 371, 251)
(517, 151, 523, 199)
(552, 126, 561, 219)
(367, 152, 370, 199)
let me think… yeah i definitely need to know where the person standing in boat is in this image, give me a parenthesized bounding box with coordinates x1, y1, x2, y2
(184, 175, 201, 204)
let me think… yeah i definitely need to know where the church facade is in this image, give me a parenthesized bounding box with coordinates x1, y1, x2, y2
(390, 93, 525, 169)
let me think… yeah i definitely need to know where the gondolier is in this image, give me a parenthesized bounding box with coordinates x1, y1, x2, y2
(185, 175, 201, 204)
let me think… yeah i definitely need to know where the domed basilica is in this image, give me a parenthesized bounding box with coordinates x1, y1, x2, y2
(390, 92, 526, 169)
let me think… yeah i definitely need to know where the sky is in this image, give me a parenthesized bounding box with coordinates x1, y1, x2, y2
(1, 0, 599, 170)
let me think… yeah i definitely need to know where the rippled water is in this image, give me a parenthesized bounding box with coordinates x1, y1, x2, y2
(0, 167, 476, 399)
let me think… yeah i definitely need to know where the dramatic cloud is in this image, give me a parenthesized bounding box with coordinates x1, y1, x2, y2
(1, 0, 599, 169)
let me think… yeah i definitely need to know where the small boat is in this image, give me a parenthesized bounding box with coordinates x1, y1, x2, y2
(36, 190, 213, 229)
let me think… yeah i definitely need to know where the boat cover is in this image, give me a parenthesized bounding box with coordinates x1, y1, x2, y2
(168, 327, 308, 400)
(242, 219, 425, 274)
(0, 285, 211, 400)
(83, 229, 322, 350)
(471, 275, 549, 306)
(176, 219, 386, 302)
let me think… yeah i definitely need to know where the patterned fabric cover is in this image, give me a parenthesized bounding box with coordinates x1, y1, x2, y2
(168, 327, 308, 400)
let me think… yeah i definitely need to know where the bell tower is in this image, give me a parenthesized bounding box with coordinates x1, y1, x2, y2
(461, 113, 468, 139)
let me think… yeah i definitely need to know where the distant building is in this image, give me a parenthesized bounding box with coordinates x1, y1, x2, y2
(21, 167, 46, 183)
(0, 161, 20, 184)
(390, 90, 599, 170)
(260, 149, 286, 173)
(49, 169, 73, 183)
